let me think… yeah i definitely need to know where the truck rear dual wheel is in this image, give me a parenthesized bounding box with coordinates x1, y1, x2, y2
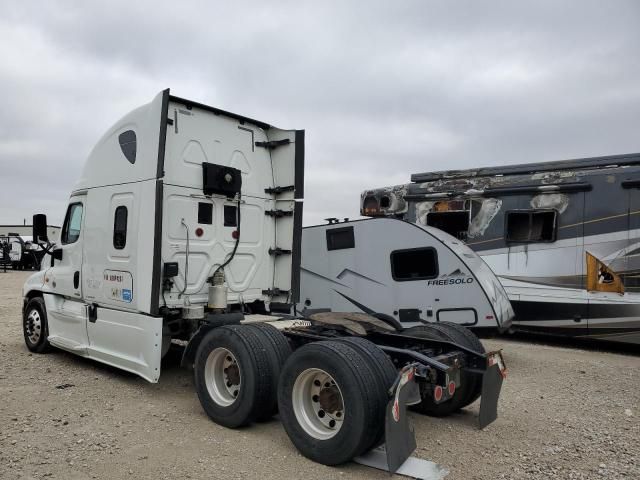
(194, 324, 289, 428)
(336, 337, 396, 451)
(277, 339, 392, 466)
(403, 322, 485, 417)
(246, 323, 292, 421)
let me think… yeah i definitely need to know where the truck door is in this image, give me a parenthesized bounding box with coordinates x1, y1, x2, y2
(45, 196, 89, 351)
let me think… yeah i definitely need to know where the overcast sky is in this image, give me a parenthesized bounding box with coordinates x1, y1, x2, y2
(1, 1, 639, 228)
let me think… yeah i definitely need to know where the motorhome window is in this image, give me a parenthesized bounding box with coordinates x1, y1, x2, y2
(506, 210, 556, 243)
(198, 202, 213, 224)
(427, 211, 470, 240)
(326, 226, 355, 251)
(61, 203, 83, 245)
(224, 205, 238, 227)
(390, 248, 438, 281)
(113, 206, 128, 249)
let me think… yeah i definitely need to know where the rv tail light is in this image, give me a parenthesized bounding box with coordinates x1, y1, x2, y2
(448, 381, 456, 396)
(485, 315, 494, 320)
(232, 230, 239, 239)
(361, 196, 380, 216)
(195, 227, 204, 237)
(434, 385, 443, 402)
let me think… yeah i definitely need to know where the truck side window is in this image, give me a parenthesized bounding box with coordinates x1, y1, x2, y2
(506, 210, 556, 243)
(113, 206, 128, 249)
(61, 203, 83, 245)
(391, 247, 438, 281)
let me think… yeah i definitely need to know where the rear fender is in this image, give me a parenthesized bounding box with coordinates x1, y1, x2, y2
(181, 324, 216, 368)
(180, 312, 244, 367)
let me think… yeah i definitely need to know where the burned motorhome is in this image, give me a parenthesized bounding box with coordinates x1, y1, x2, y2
(361, 152, 640, 345)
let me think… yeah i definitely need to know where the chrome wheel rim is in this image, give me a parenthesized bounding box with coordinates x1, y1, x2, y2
(25, 309, 42, 344)
(204, 347, 241, 407)
(292, 368, 345, 440)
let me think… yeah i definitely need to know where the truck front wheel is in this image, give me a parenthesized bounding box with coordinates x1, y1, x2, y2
(23, 297, 51, 353)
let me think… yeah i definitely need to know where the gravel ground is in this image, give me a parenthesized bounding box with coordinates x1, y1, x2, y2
(1, 271, 638, 480)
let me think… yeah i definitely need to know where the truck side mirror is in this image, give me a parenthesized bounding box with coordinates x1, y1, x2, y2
(52, 248, 63, 261)
(33, 214, 49, 242)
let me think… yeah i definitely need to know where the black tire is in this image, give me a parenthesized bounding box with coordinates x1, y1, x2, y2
(403, 324, 450, 341)
(440, 321, 485, 354)
(277, 341, 386, 465)
(403, 323, 476, 417)
(439, 322, 486, 406)
(193, 325, 275, 428)
(245, 323, 292, 420)
(23, 297, 51, 353)
(336, 337, 397, 451)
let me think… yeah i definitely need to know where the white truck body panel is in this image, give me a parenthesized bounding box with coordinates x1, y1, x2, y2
(24, 89, 304, 382)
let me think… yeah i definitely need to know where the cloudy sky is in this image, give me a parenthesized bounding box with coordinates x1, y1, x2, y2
(1, 1, 639, 227)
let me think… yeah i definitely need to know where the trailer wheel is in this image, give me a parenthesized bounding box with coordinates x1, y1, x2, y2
(23, 297, 51, 353)
(402, 324, 450, 341)
(439, 321, 486, 406)
(439, 321, 485, 354)
(193, 325, 274, 428)
(278, 341, 385, 465)
(245, 323, 292, 420)
(336, 337, 397, 450)
(403, 323, 477, 417)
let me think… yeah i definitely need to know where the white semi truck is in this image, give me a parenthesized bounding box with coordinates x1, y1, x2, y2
(22, 90, 507, 473)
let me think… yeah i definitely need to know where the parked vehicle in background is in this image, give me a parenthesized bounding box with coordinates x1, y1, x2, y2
(361, 152, 640, 345)
(299, 217, 514, 333)
(0, 234, 43, 270)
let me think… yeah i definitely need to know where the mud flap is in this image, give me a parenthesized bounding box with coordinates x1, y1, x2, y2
(384, 366, 419, 474)
(478, 352, 506, 429)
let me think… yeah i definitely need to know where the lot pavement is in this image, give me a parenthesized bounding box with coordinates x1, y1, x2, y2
(0, 271, 638, 479)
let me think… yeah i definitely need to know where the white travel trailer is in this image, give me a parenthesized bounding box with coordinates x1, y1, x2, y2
(21, 90, 507, 472)
(299, 218, 513, 332)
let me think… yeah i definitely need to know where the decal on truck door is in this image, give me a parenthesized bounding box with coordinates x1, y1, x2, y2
(103, 270, 134, 303)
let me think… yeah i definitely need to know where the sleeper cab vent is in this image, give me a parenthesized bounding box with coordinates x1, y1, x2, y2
(118, 130, 137, 164)
(202, 163, 242, 198)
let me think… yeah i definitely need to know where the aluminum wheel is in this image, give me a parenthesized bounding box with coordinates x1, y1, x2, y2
(292, 368, 345, 440)
(25, 308, 42, 344)
(204, 347, 241, 407)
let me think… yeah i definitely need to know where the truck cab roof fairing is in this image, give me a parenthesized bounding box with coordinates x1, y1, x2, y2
(73, 90, 167, 192)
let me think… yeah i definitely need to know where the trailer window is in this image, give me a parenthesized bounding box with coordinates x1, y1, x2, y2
(113, 206, 128, 249)
(326, 226, 355, 251)
(61, 203, 83, 245)
(506, 210, 556, 243)
(391, 248, 438, 281)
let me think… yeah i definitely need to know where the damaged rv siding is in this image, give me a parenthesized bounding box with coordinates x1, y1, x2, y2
(362, 154, 640, 344)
